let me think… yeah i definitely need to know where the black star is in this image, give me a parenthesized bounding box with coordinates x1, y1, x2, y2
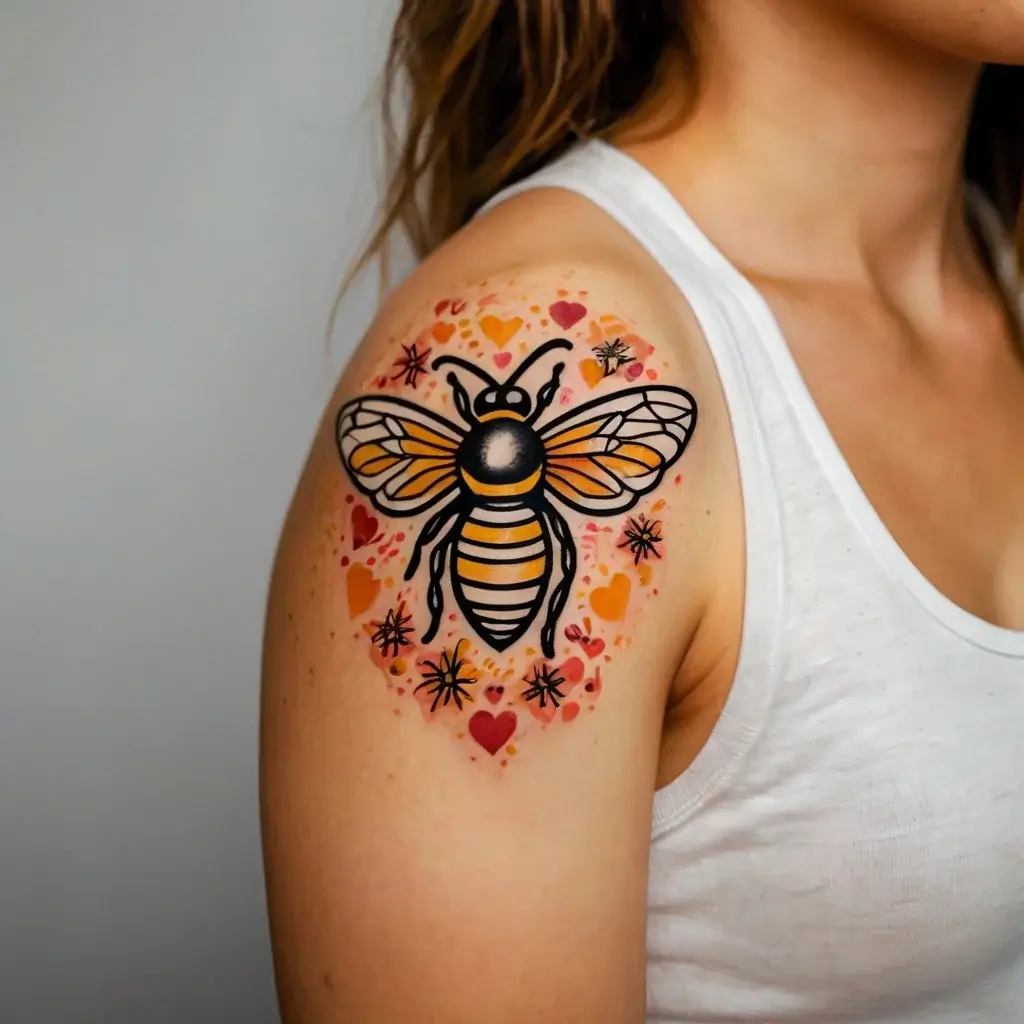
(390, 342, 432, 388)
(370, 603, 415, 658)
(618, 514, 663, 565)
(591, 337, 635, 377)
(415, 640, 476, 713)
(521, 663, 567, 709)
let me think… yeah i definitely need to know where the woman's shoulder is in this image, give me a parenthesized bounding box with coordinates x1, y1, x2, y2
(259, 184, 745, 1021)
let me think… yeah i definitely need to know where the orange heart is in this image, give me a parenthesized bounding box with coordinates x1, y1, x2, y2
(579, 359, 604, 389)
(590, 573, 631, 622)
(432, 322, 455, 343)
(480, 316, 523, 348)
(346, 564, 380, 618)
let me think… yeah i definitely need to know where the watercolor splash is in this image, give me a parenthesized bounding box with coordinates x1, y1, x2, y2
(327, 279, 684, 766)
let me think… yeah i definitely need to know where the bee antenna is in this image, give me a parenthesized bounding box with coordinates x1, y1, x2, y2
(430, 353, 497, 386)
(502, 338, 574, 390)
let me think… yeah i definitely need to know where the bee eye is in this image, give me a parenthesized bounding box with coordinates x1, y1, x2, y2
(506, 389, 524, 404)
(485, 392, 497, 403)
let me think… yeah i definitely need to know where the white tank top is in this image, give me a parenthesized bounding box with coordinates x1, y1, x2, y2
(488, 141, 1024, 1022)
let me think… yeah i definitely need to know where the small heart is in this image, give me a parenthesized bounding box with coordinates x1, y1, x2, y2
(351, 506, 379, 550)
(560, 657, 586, 685)
(625, 361, 644, 380)
(346, 564, 381, 619)
(480, 315, 523, 349)
(581, 636, 606, 659)
(493, 352, 512, 371)
(562, 702, 581, 723)
(579, 359, 604, 389)
(590, 573, 631, 622)
(469, 710, 517, 756)
(484, 685, 504, 705)
(432, 322, 456, 343)
(550, 301, 587, 330)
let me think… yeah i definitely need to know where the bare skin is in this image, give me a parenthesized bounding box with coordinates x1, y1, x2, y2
(260, 2, 1024, 1021)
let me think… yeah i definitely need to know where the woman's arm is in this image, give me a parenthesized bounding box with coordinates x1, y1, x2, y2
(260, 257, 710, 1024)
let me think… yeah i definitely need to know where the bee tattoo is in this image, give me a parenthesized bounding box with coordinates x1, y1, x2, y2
(336, 338, 697, 659)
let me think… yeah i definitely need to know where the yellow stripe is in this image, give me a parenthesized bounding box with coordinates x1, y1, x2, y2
(457, 556, 546, 586)
(462, 520, 542, 545)
(478, 411, 525, 423)
(461, 465, 542, 497)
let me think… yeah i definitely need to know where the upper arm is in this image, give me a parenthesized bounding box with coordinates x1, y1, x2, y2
(260, 264, 706, 1023)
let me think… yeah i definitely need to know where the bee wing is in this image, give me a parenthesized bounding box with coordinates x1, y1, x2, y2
(336, 396, 464, 516)
(539, 386, 697, 515)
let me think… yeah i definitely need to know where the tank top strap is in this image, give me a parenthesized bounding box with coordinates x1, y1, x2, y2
(481, 140, 788, 834)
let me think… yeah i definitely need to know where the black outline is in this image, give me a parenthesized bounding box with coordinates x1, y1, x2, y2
(336, 341, 698, 659)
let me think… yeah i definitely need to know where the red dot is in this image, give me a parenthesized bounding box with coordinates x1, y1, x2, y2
(345, 495, 354, 504)
(341, 556, 350, 567)
(367, 557, 376, 566)
(396, 532, 406, 542)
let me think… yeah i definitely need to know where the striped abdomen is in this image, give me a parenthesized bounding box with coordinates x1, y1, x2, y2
(452, 502, 550, 651)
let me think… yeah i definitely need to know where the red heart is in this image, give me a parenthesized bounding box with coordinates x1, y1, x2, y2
(469, 711, 517, 756)
(493, 352, 512, 370)
(550, 301, 587, 330)
(351, 505, 379, 550)
(581, 636, 605, 659)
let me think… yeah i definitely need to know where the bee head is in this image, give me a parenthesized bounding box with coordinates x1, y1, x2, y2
(473, 385, 531, 420)
(432, 337, 574, 424)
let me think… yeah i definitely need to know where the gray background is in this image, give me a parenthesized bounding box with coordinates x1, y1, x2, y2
(0, 2, 402, 1020)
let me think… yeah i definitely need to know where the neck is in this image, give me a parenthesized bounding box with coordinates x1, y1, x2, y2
(637, 2, 985, 297)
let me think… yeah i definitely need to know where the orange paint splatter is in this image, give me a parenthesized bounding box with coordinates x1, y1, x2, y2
(432, 322, 455, 343)
(637, 564, 654, 587)
(480, 315, 524, 348)
(579, 359, 605, 389)
(590, 573, 631, 621)
(346, 564, 380, 618)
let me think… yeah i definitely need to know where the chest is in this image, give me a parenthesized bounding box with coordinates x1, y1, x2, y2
(769, 289, 1024, 630)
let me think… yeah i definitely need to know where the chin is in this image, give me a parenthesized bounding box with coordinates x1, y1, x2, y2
(842, 0, 1024, 64)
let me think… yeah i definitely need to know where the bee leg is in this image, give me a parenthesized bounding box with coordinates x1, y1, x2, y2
(421, 519, 461, 645)
(404, 502, 460, 581)
(539, 503, 577, 659)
